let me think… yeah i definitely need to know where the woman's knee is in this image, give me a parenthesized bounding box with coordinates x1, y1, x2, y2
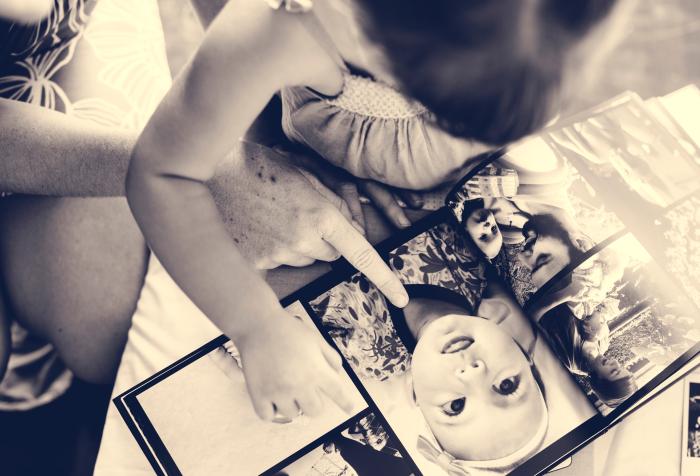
(0, 195, 147, 383)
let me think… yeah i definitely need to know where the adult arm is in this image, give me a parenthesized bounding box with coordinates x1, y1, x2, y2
(0, 98, 134, 196)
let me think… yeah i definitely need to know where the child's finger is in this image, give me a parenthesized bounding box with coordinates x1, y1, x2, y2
(250, 394, 276, 422)
(337, 182, 366, 232)
(320, 340, 344, 372)
(296, 390, 323, 418)
(396, 189, 424, 209)
(273, 396, 301, 421)
(320, 372, 355, 414)
(360, 181, 411, 229)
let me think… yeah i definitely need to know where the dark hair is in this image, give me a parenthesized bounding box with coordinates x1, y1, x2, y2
(459, 198, 488, 257)
(356, 0, 617, 145)
(522, 213, 587, 264)
(459, 198, 486, 226)
(589, 366, 638, 408)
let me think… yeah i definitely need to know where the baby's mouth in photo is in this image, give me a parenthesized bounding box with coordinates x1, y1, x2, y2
(441, 336, 474, 354)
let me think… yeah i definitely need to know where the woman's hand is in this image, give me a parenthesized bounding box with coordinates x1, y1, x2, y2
(272, 146, 425, 230)
(236, 310, 355, 421)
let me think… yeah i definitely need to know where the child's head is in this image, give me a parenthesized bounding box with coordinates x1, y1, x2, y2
(587, 354, 637, 408)
(410, 313, 548, 462)
(461, 199, 503, 259)
(579, 310, 608, 342)
(355, 0, 619, 145)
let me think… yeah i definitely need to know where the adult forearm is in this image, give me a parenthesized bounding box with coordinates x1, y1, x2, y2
(0, 98, 135, 196)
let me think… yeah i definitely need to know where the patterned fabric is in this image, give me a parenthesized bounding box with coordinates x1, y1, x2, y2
(0, 0, 95, 111)
(493, 242, 539, 308)
(310, 222, 486, 380)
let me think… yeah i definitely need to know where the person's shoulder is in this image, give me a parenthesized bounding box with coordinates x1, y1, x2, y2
(204, 0, 342, 91)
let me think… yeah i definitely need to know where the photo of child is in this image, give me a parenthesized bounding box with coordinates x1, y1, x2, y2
(309, 222, 595, 475)
(266, 412, 414, 476)
(447, 136, 625, 308)
(531, 233, 700, 414)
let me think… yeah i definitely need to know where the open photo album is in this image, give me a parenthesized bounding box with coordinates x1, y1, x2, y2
(114, 87, 700, 476)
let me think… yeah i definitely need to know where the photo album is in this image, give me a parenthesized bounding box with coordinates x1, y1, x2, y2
(114, 87, 700, 476)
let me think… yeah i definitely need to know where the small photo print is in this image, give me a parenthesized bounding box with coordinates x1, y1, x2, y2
(310, 221, 595, 475)
(133, 301, 367, 476)
(545, 95, 700, 219)
(657, 194, 700, 310)
(688, 382, 700, 458)
(264, 412, 416, 476)
(447, 136, 625, 308)
(531, 233, 700, 415)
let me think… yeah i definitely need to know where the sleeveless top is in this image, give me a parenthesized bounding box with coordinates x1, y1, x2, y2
(0, 0, 95, 409)
(0, 0, 96, 110)
(268, 0, 490, 190)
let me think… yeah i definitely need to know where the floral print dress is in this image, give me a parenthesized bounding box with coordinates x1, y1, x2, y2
(310, 222, 487, 381)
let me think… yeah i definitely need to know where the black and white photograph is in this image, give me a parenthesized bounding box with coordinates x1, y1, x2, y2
(686, 382, 700, 458)
(446, 136, 626, 308)
(681, 374, 700, 476)
(3, 0, 700, 475)
(310, 222, 595, 475)
(530, 233, 700, 415)
(264, 412, 415, 476)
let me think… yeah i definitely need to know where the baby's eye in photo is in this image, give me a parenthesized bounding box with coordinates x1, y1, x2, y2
(479, 234, 488, 242)
(442, 396, 466, 416)
(494, 375, 521, 396)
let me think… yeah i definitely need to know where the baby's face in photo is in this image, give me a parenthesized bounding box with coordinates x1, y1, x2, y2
(465, 208, 503, 259)
(411, 314, 545, 460)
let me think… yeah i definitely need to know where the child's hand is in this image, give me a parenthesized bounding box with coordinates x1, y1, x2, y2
(236, 311, 355, 422)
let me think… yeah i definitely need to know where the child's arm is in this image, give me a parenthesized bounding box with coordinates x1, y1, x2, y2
(127, 0, 406, 420)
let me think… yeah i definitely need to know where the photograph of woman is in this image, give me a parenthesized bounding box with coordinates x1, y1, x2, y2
(530, 233, 700, 414)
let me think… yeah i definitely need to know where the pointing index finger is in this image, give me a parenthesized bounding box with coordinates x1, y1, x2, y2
(320, 213, 408, 307)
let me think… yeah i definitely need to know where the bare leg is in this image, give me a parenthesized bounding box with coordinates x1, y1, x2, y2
(0, 196, 147, 383)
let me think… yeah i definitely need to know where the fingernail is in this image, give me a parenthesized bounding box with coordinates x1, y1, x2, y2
(398, 216, 411, 228)
(392, 289, 409, 308)
(272, 415, 293, 424)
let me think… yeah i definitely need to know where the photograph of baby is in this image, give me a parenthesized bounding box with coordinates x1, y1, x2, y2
(530, 233, 700, 415)
(545, 95, 700, 221)
(266, 412, 415, 476)
(130, 301, 367, 476)
(447, 136, 625, 308)
(309, 222, 595, 475)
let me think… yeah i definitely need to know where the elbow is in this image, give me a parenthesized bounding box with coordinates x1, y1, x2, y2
(125, 143, 158, 225)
